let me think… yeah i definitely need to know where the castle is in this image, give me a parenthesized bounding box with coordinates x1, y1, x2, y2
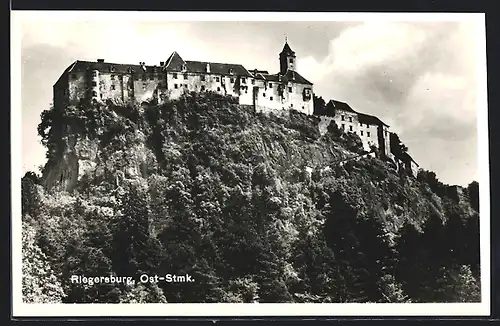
(53, 41, 314, 116)
(53, 40, 419, 177)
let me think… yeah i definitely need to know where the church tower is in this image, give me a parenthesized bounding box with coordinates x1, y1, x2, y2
(279, 39, 296, 74)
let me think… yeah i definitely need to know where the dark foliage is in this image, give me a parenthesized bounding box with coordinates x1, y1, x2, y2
(24, 92, 481, 303)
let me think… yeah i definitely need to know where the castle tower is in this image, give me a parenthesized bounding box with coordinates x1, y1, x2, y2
(279, 39, 296, 74)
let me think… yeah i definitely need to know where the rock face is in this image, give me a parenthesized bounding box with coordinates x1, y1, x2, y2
(42, 129, 152, 193)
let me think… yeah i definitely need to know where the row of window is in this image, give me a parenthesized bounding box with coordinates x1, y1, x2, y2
(341, 123, 371, 137)
(75, 72, 297, 93)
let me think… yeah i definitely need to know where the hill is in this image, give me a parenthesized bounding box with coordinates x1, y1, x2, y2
(21, 92, 480, 303)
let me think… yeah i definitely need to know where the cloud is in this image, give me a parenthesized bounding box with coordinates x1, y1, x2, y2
(299, 21, 480, 186)
(18, 17, 482, 186)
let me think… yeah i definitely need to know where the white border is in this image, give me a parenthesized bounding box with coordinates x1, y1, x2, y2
(11, 11, 490, 317)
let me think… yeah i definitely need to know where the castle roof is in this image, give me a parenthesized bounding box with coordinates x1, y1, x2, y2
(63, 60, 162, 75)
(326, 99, 357, 115)
(164, 51, 186, 70)
(280, 42, 295, 56)
(184, 61, 253, 77)
(324, 99, 390, 127)
(357, 112, 389, 127)
(252, 69, 313, 85)
(162, 51, 252, 76)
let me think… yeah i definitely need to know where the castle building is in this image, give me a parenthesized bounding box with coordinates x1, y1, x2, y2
(53, 41, 314, 115)
(321, 99, 393, 160)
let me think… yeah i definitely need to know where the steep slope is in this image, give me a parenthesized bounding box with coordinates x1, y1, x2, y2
(24, 92, 480, 304)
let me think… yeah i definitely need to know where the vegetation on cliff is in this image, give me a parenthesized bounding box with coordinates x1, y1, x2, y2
(22, 92, 481, 303)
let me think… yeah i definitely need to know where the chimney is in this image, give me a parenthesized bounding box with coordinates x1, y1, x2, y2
(206, 63, 210, 73)
(160, 61, 165, 66)
(97, 59, 104, 63)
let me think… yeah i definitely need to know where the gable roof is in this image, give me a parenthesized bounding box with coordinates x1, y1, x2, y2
(357, 112, 389, 127)
(162, 51, 252, 76)
(251, 69, 313, 85)
(164, 51, 186, 70)
(326, 99, 357, 114)
(62, 60, 162, 75)
(184, 61, 252, 77)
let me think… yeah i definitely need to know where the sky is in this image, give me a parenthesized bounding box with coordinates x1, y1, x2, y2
(16, 12, 486, 187)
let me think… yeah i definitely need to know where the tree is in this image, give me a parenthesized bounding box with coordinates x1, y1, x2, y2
(467, 181, 479, 212)
(22, 221, 66, 303)
(313, 95, 326, 116)
(112, 184, 155, 277)
(389, 132, 408, 158)
(22, 172, 41, 217)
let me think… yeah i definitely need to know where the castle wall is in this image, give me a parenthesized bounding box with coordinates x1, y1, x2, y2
(132, 72, 163, 104)
(98, 72, 126, 103)
(54, 73, 69, 110)
(284, 82, 313, 115)
(165, 72, 230, 99)
(378, 124, 392, 160)
(359, 122, 379, 151)
(332, 109, 359, 135)
(68, 72, 87, 105)
(122, 74, 134, 103)
(252, 79, 313, 115)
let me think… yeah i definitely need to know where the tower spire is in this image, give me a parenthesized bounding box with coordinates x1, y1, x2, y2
(285, 34, 287, 43)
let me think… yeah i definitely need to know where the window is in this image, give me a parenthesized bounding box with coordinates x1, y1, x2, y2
(92, 81, 97, 87)
(142, 75, 147, 81)
(360, 123, 363, 127)
(184, 84, 188, 88)
(201, 75, 206, 81)
(349, 126, 353, 131)
(251, 79, 255, 85)
(269, 83, 273, 88)
(201, 85, 205, 91)
(216, 77, 220, 82)
(217, 87, 221, 91)
(110, 74, 115, 80)
(302, 106, 305, 110)
(92, 91, 97, 97)
(367, 132, 371, 137)
(291, 103, 293, 107)
(341, 115, 345, 121)
(242, 77, 246, 84)
(111, 85, 115, 90)
(230, 77, 235, 83)
(360, 130, 364, 136)
(92, 71, 97, 77)
(341, 124, 345, 130)
(270, 96, 273, 101)
(174, 84, 178, 89)
(349, 117, 353, 122)
(288, 87, 292, 93)
(289, 58, 294, 63)
(173, 73, 178, 79)
(183, 73, 188, 80)
(263, 93, 266, 97)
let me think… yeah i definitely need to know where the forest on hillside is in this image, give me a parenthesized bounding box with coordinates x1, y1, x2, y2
(21, 92, 481, 304)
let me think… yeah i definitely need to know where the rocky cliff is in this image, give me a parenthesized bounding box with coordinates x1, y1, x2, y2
(25, 91, 480, 304)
